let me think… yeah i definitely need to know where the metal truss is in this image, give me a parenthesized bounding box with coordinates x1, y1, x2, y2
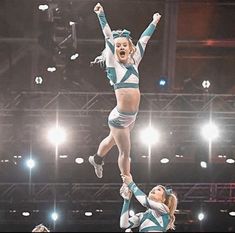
(0, 182, 234, 204)
(1, 91, 235, 117)
(1, 91, 235, 149)
(0, 182, 234, 226)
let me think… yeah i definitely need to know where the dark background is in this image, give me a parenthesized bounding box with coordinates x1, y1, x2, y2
(0, 0, 235, 232)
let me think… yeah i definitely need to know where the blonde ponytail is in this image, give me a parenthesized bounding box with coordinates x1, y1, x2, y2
(165, 193, 178, 230)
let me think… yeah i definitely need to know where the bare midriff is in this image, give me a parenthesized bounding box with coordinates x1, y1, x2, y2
(115, 88, 140, 113)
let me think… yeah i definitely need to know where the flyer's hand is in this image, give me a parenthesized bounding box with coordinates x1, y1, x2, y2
(153, 13, 161, 24)
(94, 3, 104, 14)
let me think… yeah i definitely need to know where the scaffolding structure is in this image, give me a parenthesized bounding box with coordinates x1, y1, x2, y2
(1, 92, 235, 149)
(0, 182, 234, 204)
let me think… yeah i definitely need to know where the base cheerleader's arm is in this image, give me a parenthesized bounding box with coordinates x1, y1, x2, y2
(120, 184, 141, 229)
(120, 199, 142, 229)
(127, 181, 169, 215)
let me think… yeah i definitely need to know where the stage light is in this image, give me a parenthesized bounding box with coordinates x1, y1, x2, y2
(47, 66, 56, 72)
(48, 126, 66, 146)
(226, 158, 235, 164)
(75, 158, 84, 164)
(198, 212, 205, 221)
(26, 159, 35, 169)
(175, 154, 184, 158)
(200, 161, 207, 168)
(33, 210, 40, 213)
(95, 209, 103, 213)
(22, 212, 30, 217)
(159, 79, 167, 86)
(0, 160, 10, 163)
(59, 155, 68, 159)
(72, 210, 80, 213)
(35, 76, 43, 85)
(175, 146, 185, 158)
(9, 210, 17, 213)
(229, 211, 235, 216)
(69, 21, 76, 26)
(157, 76, 168, 89)
(85, 212, 92, 217)
(70, 53, 79, 60)
(140, 126, 160, 146)
(51, 212, 58, 221)
(202, 80, 210, 89)
(201, 122, 219, 141)
(160, 158, 169, 164)
(38, 4, 49, 11)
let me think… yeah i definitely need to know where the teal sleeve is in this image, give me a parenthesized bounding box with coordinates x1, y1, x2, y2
(96, 12, 112, 39)
(128, 182, 151, 209)
(140, 23, 156, 39)
(134, 23, 157, 65)
(97, 12, 108, 30)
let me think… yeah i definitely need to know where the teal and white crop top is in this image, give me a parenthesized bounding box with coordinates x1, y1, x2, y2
(97, 12, 158, 90)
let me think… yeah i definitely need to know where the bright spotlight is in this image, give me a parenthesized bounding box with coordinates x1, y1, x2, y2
(47, 66, 56, 72)
(202, 80, 210, 89)
(26, 159, 35, 169)
(200, 161, 208, 168)
(22, 211, 30, 217)
(38, 4, 49, 11)
(198, 212, 205, 221)
(95, 209, 103, 213)
(85, 212, 93, 217)
(158, 76, 168, 88)
(51, 212, 58, 221)
(35, 76, 43, 85)
(160, 158, 169, 164)
(140, 126, 160, 146)
(159, 79, 166, 86)
(69, 21, 76, 26)
(201, 122, 219, 141)
(226, 158, 235, 164)
(75, 158, 84, 164)
(229, 211, 235, 216)
(48, 126, 66, 145)
(70, 53, 79, 60)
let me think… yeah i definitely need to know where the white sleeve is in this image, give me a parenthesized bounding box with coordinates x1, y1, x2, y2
(120, 199, 142, 229)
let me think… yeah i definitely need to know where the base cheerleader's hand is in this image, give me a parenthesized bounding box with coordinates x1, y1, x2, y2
(120, 183, 132, 200)
(121, 174, 133, 185)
